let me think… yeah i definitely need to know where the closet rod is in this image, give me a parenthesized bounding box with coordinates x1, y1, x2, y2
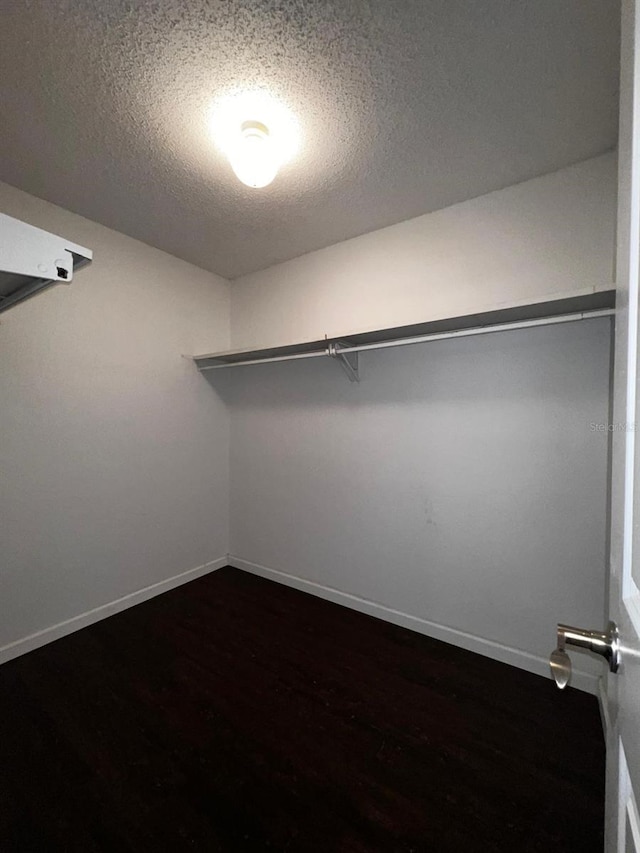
(334, 308, 615, 357)
(199, 350, 328, 370)
(197, 307, 614, 371)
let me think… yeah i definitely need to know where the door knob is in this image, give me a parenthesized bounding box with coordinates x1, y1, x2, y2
(549, 621, 620, 689)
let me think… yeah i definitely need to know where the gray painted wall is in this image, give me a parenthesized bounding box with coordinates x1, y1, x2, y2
(0, 181, 230, 657)
(227, 317, 612, 691)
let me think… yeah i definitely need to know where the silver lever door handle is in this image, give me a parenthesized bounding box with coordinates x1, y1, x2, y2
(549, 621, 620, 689)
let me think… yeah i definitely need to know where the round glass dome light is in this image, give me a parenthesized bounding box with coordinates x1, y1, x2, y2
(228, 120, 280, 188)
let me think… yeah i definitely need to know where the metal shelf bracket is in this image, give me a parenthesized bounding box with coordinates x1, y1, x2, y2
(328, 341, 359, 382)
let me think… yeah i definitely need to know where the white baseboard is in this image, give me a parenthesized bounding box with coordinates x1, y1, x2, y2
(0, 556, 228, 666)
(228, 555, 599, 696)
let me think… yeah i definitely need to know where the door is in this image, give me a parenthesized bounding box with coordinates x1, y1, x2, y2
(605, 1, 640, 849)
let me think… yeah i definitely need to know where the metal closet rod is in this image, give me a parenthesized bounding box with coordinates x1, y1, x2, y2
(198, 308, 615, 370)
(200, 350, 329, 370)
(335, 308, 615, 355)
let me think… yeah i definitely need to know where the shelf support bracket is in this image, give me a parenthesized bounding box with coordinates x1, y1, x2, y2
(328, 341, 359, 383)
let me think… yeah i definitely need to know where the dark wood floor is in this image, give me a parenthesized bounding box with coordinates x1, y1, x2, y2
(0, 567, 604, 852)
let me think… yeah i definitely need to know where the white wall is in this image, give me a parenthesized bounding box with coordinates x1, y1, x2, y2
(231, 153, 616, 349)
(0, 181, 231, 659)
(227, 317, 611, 692)
(227, 154, 616, 693)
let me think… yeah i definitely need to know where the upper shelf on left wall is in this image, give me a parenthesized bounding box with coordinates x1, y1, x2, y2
(0, 213, 92, 314)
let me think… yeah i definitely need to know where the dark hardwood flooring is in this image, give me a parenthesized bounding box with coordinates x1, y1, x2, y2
(0, 567, 604, 852)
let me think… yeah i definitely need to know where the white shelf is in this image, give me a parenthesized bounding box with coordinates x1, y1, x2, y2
(193, 290, 615, 382)
(0, 213, 92, 314)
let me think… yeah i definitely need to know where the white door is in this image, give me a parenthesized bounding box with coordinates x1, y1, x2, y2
(604, 1, 640, 849)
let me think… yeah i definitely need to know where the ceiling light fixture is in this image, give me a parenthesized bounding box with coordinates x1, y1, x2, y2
(210, 91, 299, 190)
(229, 120, 280, 188)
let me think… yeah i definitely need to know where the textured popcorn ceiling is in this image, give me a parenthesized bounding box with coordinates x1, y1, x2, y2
(0, 1, 619, 279)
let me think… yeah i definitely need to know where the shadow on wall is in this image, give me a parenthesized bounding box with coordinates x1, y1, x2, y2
(207, 318, 612, 410)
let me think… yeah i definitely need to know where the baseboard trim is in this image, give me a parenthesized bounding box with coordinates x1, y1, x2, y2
(0, 556, 228, 666)
(228, 555, 599, 695)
